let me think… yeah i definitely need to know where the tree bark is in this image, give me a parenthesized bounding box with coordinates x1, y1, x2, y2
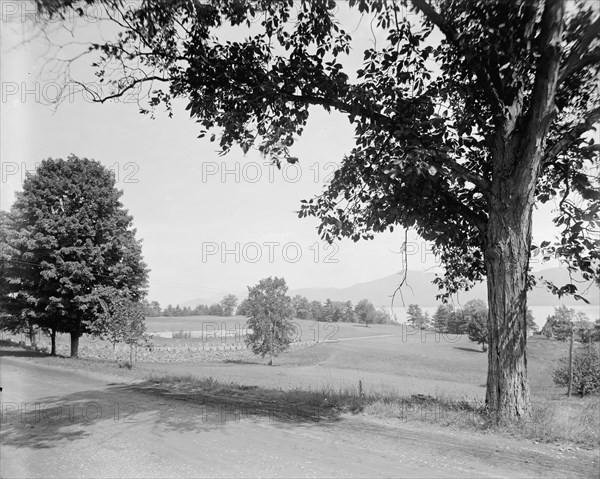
(485, 174, 535, 420)
(50, 329, 56, 356)
(29, 327, 37, 349)
(70, 333, 80, 358)
(484, 0, 565, 421)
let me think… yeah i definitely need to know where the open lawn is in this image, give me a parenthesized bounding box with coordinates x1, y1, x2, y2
(142, 316, 575, 401)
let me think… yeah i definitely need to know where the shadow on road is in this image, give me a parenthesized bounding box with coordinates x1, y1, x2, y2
(453, 346, 484, 353)
(0, 378, 341, 450)
(0, 340, 48, 358)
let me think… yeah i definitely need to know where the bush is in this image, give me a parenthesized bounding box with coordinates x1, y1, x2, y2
(552, 346, 600, 397)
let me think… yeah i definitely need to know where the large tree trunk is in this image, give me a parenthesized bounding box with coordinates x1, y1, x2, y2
(29, 327, 37, 349)
(484, 153, 537, 420)
(70, 333, 80, 358)
(50, 329, 56, 356)
(484, 0, 565, 419)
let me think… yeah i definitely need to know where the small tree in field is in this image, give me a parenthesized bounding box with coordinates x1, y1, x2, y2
(526, 309, 538, 334)
(464, 299, 489, 352)
(546, 305, 578, 341)
(292, 295, 312, 320)
(90, 288, 150, 365)
(244, 277, 294, 366)
(553, 346, 600, 397)
(407, 304, 427, 329)
(433, 304, 455, 333)
(355, 299, 377, 327)
(219, 294, 238, 317)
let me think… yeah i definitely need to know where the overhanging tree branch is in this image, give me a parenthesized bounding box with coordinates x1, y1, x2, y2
(409, 0, 503, 111)
(72, 75, 172, 103)
(521, 0, 566, 153)
(559, 48, 600, 84)
(543, 106, 600, 165)
(558, 16, 600, 85)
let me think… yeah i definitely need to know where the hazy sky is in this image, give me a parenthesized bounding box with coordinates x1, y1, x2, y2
(0, 2, 583, 307)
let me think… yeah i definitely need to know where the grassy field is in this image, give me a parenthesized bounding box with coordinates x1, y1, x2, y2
(143, 315, 574, 399)
(8, 315, 598, 448)
(145, 315, 249, 332)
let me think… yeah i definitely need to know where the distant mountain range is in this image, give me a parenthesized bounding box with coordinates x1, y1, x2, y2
(181, 267, 599, 309)
(290, 268, 599, 307)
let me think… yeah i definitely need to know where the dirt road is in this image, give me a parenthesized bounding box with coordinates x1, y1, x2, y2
(1, 353, 597, 478)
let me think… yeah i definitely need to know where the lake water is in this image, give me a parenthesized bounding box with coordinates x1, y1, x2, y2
(388, 304, 599, 329)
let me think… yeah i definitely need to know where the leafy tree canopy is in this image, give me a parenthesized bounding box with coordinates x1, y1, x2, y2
(33, 0, 599, 296)
(354, 298, 376, 327)
(545, 304, 592, 340)
(244, 276, 295, 365)
(407, 303, 428, 328)
(90, 285, 150, 363)
(219, 294, 238, 316)
(1, 155, 149, 356)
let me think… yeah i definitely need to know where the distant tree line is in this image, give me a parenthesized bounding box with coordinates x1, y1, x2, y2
(406, 300, 539, 352)
(541, 305, 599, 343)
(238, 295, 392, 326)
(146, 293, 397, 326)
(141, 294, 238, 318)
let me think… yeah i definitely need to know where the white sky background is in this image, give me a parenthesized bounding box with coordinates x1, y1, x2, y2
(0, 2, 589, 307)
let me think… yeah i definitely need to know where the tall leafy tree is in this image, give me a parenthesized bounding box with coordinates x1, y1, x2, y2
(309, 300, 325, 322)
(291, 294, 311, 320)
(219, 294, 238, 316)
(464, 299, 489, 351)
(244, 276, 294, 365)
(355, 298, 377, 327)
(236, 298, 252, 317)
(433, 303, 455, 333)
(526, 308, 539, 334)
(544, 304, 591, 341)
(342, 300, 356, 323)
(34, 0, 600, 418)
(1, 156, 149, 357)
(1, 210, 60, 353)
(406, 303, 427, 329)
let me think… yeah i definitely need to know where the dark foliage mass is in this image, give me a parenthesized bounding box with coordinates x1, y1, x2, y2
(553, 346, 600, 397)
(0, 156, 148, 356)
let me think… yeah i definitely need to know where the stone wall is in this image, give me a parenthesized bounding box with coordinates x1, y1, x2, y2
(1, 331, 319, 363)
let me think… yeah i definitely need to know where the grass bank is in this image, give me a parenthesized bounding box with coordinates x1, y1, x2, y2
(146, 372, 599, 450)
